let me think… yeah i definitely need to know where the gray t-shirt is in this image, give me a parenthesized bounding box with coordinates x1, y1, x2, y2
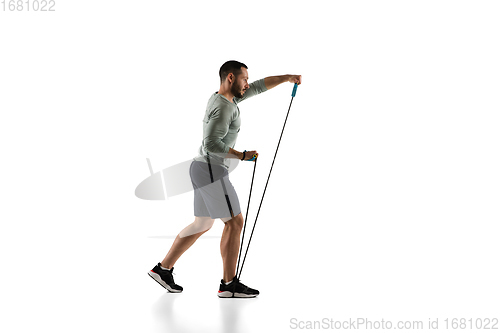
(194, 78, 268, 169)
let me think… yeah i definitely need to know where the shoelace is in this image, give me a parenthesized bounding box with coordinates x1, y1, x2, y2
(231, 278, 249, 293)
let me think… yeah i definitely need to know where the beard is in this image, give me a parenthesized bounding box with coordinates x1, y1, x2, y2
(231, 82, 246, 99)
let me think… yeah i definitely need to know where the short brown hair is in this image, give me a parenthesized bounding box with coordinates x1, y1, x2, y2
(219, 60, 248, 83)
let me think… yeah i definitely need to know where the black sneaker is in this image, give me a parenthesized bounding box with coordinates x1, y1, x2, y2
(218, 276, 259, 298)
(148, 263, 183, 293)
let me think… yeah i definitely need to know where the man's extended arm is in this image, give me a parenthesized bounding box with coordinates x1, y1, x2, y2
(264, 75, 302, 90)
(225, 74, 302, 160)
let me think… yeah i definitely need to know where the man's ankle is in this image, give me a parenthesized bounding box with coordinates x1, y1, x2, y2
(223, 276, 236, 284)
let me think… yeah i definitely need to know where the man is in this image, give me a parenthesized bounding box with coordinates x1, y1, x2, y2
(148, 60, 302, 298)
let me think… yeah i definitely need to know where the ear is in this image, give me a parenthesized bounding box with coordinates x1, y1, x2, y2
(227, 73, 234, 84)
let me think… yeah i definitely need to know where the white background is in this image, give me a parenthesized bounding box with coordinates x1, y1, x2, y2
(1, 1, 499, 332)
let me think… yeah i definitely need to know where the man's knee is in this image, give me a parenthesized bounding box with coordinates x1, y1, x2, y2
(221, 213, 243, 229)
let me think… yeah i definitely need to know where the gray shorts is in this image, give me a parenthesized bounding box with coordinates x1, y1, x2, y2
(189, 160, 241, 219)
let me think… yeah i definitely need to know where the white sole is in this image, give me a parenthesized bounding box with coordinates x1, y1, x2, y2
(217, 291, 258, 298)
(148, 271, 182, 293)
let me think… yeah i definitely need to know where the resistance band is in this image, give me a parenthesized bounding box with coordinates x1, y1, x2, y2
(233, 83, 299, 296)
